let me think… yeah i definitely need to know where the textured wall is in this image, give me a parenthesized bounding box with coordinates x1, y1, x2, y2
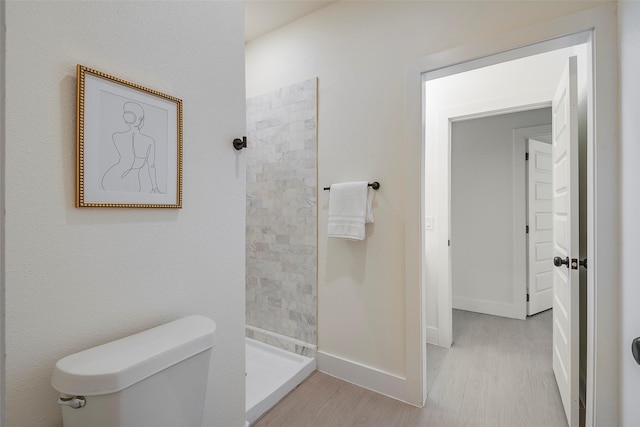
(4, 2, 246, 426)
(245, 79, 317, 355)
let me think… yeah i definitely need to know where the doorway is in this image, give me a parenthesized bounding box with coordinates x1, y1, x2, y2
(423, 43, 587, 348)
(450, 109, 552, 321)
(420, 35, 595, 426)
(404, 6, 618, 423)
(447, 106, 582, 423)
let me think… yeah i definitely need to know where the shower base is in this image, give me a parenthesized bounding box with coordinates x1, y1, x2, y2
(245, 337, 315, 425)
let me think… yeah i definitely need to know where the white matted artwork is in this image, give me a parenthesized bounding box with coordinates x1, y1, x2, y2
(76, 65, 183, 208)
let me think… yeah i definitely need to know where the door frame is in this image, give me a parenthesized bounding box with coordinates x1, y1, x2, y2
(404, 4, 618, 425)
(1, 0, 6, 422)
(523, 127, 554, 316)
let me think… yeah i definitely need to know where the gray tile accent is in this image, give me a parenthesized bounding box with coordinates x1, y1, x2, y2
(245, 79, 317, 354)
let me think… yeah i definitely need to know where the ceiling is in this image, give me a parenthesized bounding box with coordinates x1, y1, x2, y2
(245, 1, 338, 42)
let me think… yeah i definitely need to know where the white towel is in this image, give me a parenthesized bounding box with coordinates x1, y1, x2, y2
(327, 181, 374, 240)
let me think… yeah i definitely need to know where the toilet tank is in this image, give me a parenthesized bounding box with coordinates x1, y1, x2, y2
(51, 315, 216, 427)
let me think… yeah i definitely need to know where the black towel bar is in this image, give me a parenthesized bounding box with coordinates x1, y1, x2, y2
(323, 182, 380, 191)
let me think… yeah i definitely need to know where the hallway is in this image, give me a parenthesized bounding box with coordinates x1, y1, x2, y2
(254, 309, 567, 427)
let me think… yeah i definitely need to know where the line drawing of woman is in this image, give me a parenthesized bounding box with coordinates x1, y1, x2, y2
(101, 101, 162, 193)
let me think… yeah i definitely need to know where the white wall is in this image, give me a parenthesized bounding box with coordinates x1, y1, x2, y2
(246, 0, 608, 404)
(451, 109, 551, 317)
(4, 2, 246, 426)
(619, 1, 640, 424)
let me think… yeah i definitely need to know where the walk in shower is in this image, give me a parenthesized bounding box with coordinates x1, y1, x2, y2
(244, 78, 318, 424)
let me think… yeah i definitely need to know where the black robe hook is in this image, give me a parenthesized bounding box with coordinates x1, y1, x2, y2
(233, 136, 247, 150)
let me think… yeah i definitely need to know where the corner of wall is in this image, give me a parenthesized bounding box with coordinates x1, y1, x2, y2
(0, 0, 6, 423)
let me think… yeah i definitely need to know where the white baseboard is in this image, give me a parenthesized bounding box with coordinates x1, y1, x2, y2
(425, 325, 439, 345)
(453, 296, 525, 320)
(317, 351, 410, 404)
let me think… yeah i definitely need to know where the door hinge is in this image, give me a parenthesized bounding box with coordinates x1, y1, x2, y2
(448, 240, 451, 247)
(525, 152, 529, 161)
(526, 225, 529, 234)
(526, 294, 530, 302)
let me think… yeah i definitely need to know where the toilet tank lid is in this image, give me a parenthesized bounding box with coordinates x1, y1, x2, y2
(51, 315, 216, 396)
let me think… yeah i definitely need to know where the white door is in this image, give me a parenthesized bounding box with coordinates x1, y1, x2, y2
(551, 56, 580, 426)
(528, 139, 553, 316)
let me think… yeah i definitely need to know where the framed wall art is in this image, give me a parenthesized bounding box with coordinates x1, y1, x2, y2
(76, 65, 183, 208)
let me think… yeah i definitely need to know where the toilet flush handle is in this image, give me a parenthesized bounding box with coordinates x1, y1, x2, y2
(57, 396, 86, 409)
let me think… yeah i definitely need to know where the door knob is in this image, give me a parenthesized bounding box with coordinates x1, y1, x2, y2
(633, 337, 640, 365)
(553, 256, 569, 268)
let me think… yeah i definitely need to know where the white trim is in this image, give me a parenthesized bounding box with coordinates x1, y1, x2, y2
(0, 0, 6, 424)
(406, 4, 619, 423)
(425, 326, 440, 347)
(316, 351, 410, 404)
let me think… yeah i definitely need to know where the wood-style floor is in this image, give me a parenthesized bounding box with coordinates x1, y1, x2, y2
(253, 309, 567, 427)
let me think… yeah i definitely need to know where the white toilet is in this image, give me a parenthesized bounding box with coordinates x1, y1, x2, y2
(51, 315, 216, 427)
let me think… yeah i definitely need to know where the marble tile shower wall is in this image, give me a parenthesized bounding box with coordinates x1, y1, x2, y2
(245, 78, 317, 356)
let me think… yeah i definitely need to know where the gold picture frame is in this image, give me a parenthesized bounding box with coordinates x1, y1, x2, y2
(76, 65, 183, 208)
